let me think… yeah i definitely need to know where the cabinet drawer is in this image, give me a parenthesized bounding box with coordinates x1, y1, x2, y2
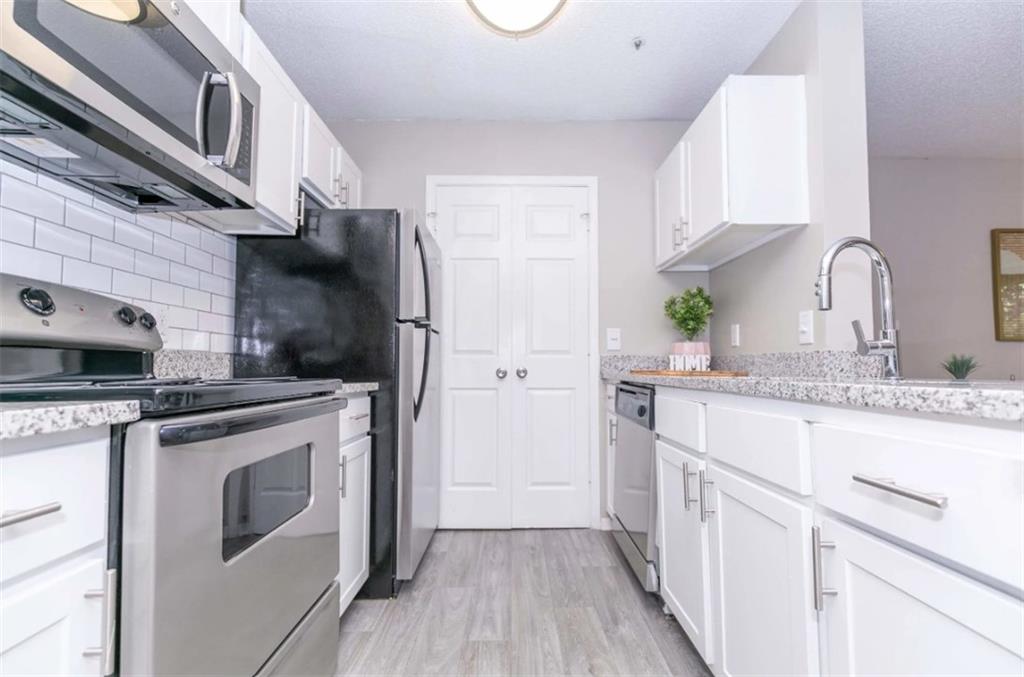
(812, 424, 1024, 591)
(339, 396, 371, 445)
(0, 430, 109, 583)
(706, 405, 811, 494)
(655, 393, 706, 452)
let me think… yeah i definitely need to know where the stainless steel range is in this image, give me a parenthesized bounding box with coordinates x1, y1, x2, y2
(0, 273, 344, 676)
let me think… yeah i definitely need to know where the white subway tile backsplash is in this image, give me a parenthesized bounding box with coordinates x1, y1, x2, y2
(1, 208, 35, 245)
(153, 233, 186, 263)
(93, 238, 135, 272)
(171, 219, 202, 248)
(184, 288, 211, 311)
(1, 166, 238, 353)
(200, 271, 231, 296)
(65, 200, 115, 239)
(185, 245, 213, 272)
(151, 279, 184, 306)
(63, 257, 112, 292)
(209, 333, 234, 353)
(112, 270, 151, 299)
(198, 311, 234, 335)
(0, 241, 62, 283)
(1, 175, 65, 223)
(115, 218, 153, 252)
(166, 306, 198, 330)
(180, 329, 210, 351)
(134, 251, 170, 280)
(35, 220, 92, 259)
(170, 261, 200, 288)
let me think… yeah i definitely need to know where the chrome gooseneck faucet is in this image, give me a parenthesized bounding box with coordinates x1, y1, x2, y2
(815, 237, 901, 380)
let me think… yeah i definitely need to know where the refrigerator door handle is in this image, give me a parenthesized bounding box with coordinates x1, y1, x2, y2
(413, 326, 430, 421)
(415, 226, 432, 325)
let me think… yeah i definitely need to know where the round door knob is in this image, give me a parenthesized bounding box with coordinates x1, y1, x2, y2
(496, 368, 508, 379)
(20, 287, 55, 315)
(516, 367, 528, 379)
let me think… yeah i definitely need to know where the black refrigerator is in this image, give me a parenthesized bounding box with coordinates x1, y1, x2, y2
(233, 208, 441, 597)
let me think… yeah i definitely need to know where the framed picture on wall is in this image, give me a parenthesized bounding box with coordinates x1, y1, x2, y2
(992, 229, 1024, 341)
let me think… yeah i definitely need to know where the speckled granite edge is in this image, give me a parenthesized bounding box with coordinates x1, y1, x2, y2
(338, 382, 379, 394)
(602, 369, 1024, 423)
(711, 350, 884, 379)
(1, 401, 140, 440)
(600, 355, 671, 372)
(153, 349, 232, 380)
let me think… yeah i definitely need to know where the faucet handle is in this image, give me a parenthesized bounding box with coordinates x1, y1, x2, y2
(851, 320, 870, 356)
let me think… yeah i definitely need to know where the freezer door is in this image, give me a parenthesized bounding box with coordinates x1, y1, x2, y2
(399, 212, 442, 327)
(396, 323, 440, 580)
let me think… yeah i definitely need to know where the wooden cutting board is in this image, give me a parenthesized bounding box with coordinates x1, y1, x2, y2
(629, 369, 749, 377)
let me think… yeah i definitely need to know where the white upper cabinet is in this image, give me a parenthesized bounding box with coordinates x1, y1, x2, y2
(185, 0, 242, 58)
(335, 146, 363, 209)
(654, 140, 690, 267)
(302, 106, 343, 209)
(655, 75, 810, 272)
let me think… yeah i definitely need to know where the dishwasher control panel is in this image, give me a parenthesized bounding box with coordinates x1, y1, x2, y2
(615, 383, 654, 429)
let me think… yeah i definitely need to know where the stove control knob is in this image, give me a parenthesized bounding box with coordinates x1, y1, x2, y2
(139, 312, 157, 330)
(20, 287, 56, 316)
(117, 305, 138, 326)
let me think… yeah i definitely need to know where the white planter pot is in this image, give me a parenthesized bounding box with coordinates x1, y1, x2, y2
(670, 341, 711, 371)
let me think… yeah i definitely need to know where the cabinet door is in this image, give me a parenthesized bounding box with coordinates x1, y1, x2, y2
(820, 517, 1024, 676)
(707, 464, 818, 677)
(335, 146, 362, 209)
(654, 141, 689, 266)
(0, 557, 105, 676)
(338, 436, 371, 614)
(656, 441, 713, 663)
(185, 0, 241, 57)
(302, 106, 342, 208)
(240, 24, 301, 232)
(686, 87, 729, 244)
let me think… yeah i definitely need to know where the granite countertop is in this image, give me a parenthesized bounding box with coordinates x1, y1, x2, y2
(338, 382, 379, 394)
(0, 400, 141, 441)
(602, 369, 1024, 423)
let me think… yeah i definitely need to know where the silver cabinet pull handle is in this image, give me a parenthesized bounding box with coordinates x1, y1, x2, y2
(341, 455, 348, 499)
(0, 501, 61, 529)
(698, 470, 715, 523)
(83, 648, 103, 658)
(516, 367, 528, 379)
(811, 526, 837, 611)
(682, 462, 698, 511)
(496, 368, 508, 380)
(852, 474, 948, 509)
(608, 418, 618, 446)
(350, 413, 370, 422)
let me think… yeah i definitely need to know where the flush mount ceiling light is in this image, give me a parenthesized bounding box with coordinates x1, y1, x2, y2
(63, 0, 145, 23)
(466, 0, 567, 38)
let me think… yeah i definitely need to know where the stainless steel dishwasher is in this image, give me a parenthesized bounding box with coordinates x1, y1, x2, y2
(610, 383, 658, 592)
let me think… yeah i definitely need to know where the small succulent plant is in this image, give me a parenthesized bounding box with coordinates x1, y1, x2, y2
(942, 354, 979, 381)
(665, 287, 714, 341)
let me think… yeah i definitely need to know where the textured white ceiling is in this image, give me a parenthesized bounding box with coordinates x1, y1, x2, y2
(863, 1, 1024, 159)
(242, 0, 800, 122)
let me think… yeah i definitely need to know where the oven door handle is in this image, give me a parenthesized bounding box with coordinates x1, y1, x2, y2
(158, 398, 347, 447)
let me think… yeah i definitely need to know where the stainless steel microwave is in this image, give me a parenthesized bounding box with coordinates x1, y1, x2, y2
(0, 0, 259, 213)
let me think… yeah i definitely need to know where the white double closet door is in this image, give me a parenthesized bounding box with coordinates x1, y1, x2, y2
(436, 183, 592, 529)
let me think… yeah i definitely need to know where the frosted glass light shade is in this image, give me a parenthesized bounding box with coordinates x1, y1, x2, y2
(466, 0, 567, 38)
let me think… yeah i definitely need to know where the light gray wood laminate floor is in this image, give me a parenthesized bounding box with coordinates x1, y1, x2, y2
(336, 529, 712, 676)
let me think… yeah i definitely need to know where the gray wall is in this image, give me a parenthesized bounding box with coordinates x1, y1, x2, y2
(331, 120, 709, 355)
(709, 0, 874, 356)
(870, 156, 1024, 380)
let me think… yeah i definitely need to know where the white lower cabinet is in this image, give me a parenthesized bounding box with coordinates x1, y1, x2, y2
(656, 441, 713, 663)
(818, 517, 1024, 676)
(338, 435, 371, 615)
(706, 463, 818, 677)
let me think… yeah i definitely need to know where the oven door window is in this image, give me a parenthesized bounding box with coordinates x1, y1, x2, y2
(222, 444, 311, 561)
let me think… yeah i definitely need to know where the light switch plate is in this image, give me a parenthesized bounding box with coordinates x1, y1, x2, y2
(606, 327, 622, 351)
(799, 310, 815, 345)
(730, 324, 741, 348)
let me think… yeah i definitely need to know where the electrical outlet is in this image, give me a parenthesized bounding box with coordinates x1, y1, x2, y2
(730, 324, 741, 348)
(606, 328, 622, 351)
(799, 310, 815, 345)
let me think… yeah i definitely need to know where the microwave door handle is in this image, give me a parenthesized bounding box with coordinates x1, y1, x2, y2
(194, 71, 213, 159)
(222, 72, 243, 169)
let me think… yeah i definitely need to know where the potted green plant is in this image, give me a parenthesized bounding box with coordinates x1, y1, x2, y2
(942, 354, 978, 382)
(664, 287, 714, 371)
